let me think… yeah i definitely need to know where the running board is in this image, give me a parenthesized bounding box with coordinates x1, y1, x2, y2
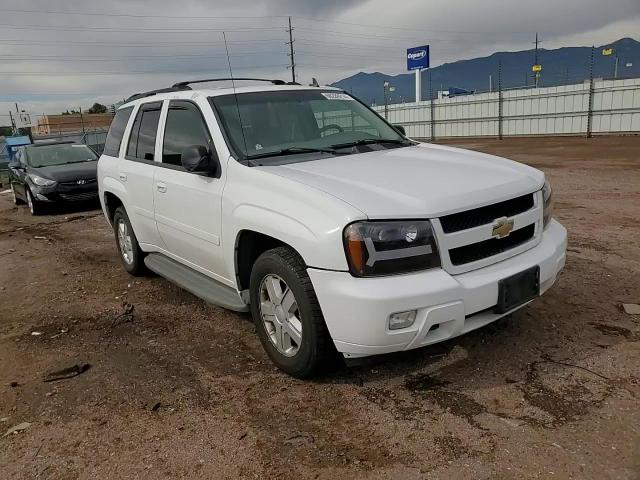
(144, 253, 249, 312)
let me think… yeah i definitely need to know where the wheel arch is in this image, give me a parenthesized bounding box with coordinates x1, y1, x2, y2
(103, 191, 124, 225)
(234, 229, 306, 293)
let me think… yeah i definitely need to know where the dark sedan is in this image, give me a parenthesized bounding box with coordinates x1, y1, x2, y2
(8, 141, 99, 215)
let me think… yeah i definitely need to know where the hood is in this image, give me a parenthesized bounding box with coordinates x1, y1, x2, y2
(30, 161, 98, 183)
(259, 144, 544, 218)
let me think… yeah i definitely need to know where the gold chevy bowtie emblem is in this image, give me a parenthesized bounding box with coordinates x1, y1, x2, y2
(492, 217, 514, 238)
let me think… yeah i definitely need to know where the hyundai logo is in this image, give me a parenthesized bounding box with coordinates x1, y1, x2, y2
(407, 50, 427, 61)
(77, 179, 87, 185)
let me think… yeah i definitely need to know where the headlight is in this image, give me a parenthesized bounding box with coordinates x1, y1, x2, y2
(343, 220, 440, 277)
(29, 174, 56, 187)
(542, 179, 553, 228)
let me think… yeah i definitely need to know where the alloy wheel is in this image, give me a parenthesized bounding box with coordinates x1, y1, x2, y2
(26, 190, 34, 214)
(259, 274, 303, 357)
(117, 218, 134, 265)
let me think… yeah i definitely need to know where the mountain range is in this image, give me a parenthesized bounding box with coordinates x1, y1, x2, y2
(331, 38, 640, 105)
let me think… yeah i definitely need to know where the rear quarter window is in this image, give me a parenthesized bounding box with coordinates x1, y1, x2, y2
(103, 106, 134, 157)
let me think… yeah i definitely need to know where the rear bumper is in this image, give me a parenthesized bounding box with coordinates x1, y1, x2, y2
(308, 219, 567, 358)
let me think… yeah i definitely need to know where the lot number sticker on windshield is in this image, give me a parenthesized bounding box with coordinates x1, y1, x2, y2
(322, 92, 353, 101)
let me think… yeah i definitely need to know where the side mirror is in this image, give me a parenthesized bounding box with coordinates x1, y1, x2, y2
(181, 145, 217, 176)
(393, 124, 406, 136)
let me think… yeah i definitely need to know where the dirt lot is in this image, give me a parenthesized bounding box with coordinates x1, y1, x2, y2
(0, 136, 639, 479)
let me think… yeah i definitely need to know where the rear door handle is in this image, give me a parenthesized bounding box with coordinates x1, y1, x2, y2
(119, 173, 127, 182)
(156, 182, 167, 193)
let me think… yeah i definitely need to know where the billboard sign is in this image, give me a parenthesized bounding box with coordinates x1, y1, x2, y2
(407, 45, 430, 71)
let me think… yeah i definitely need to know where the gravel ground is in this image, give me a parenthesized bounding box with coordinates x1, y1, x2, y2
(0, 136, 639, 479)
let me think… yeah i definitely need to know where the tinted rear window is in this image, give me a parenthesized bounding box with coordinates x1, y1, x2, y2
(103, 107, 133, 157)
(127, 103, 161, 161)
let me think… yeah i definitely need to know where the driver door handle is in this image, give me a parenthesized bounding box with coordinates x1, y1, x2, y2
(156, 182, 167, 193)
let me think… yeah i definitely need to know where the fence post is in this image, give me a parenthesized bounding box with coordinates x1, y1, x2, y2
(586, 46, 595, 138)
(429, 71, 436, 142)
(498, 61, 503, 140)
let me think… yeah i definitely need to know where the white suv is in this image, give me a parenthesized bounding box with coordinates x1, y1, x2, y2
(98, 79, 567, 378)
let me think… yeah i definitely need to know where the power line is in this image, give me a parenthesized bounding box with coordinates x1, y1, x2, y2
(3, 7, 534, 36)
(296, 39, 404, 51)
(0, 51, 285, 62)
(294, 16, 534, 36)
(0, 38, 287, 47)
(0, 65, 291, 76)
(0, 22, 286, 34)
(2, 8, 288, 20)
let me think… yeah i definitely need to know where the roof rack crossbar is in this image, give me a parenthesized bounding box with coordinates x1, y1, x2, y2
(172, 78, 287, 88)
(125, 85, 191, 103)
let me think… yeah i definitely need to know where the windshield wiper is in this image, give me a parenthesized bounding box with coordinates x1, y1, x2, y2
(329, 138, 412, 149)
(246, 146, 343, 160)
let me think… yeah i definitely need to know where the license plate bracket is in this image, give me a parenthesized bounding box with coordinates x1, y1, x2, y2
(495, 266, 540, 314)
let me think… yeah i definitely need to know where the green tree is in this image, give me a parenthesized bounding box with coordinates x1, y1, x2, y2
(87, 103, 107, 114)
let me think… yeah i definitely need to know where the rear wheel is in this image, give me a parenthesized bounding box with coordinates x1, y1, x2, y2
(113, 206, 146, 276)
(250, 246, 336, 378)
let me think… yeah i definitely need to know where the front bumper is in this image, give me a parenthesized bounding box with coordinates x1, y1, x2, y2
(308, 219, 567, 358)
(31, 184, 99, 203)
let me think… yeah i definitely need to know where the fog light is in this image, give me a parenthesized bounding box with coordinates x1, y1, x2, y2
(388, 310, 417, 330)
(36, 194, 48, 201)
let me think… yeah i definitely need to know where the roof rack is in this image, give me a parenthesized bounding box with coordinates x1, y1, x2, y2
(126, 78, 301, 103)
(125, 86, 191, 103)
(171, 78, 298, 88)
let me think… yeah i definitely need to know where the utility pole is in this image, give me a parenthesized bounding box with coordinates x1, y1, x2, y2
(533, 32, 543, 87)
(8, 111, 17, 135)
(79, 106, 85, 134)
(286, 16, 296, 83)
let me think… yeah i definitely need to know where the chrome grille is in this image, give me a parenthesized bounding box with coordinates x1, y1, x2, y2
(59, 191, 99, 202)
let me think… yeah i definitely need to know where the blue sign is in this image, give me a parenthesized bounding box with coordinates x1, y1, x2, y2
(407, 45, 430, 71)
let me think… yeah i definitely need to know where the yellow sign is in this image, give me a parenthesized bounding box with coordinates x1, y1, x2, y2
(602, 48, 613, 56)
(532, 64, 542, 72)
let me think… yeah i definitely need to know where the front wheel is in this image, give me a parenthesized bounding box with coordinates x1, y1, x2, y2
(250, 246, 336, 378)
(112, 206, 146, 276)
(26, 188, 43, 215)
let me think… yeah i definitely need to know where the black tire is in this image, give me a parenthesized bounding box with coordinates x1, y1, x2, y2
(25, 188, 43, 215)
(112, 206, 146, 276)
(250, 246, 336, 378)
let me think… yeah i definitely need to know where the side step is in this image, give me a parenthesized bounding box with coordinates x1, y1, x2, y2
(144, 253, 249, 312)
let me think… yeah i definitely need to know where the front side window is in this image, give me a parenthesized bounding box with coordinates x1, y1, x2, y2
(126, 102, 162, 161)
(103, 106, 133, 157)
(162, 101, 212, 168)
(211, 90, 407, 162)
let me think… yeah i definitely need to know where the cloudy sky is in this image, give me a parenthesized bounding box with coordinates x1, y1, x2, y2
(0, 0, 638, 122)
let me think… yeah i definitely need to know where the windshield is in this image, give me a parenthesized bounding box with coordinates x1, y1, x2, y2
(211, 90, 406, 161)
(26, 144, 98, 167)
